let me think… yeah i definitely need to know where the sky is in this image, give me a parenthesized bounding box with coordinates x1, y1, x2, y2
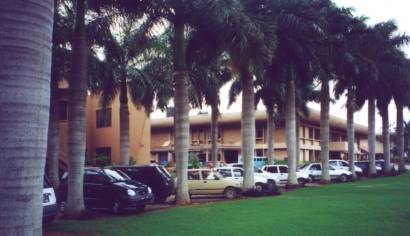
(151, 0, 410, 133)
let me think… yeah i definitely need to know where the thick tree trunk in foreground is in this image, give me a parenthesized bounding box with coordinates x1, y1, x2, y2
(368, 95, 377, 176)
(210, 105, 219, 167)
(119, 79, 130, 165)
(47, 73, 61, 188)
(267, 105, 275, 165)
(0, 1, 54, 235)
(347, 87, 356, 180)
(295, 112, 300, 166)
(173, 19, 190, 205)
(380, 104, 391, 176)
(241, 70, 255, 191)
(320, 80, 331, 183)
(65, 0, 87, 218)
(396, 100, 405, 173)
(286, 77, 298, 187)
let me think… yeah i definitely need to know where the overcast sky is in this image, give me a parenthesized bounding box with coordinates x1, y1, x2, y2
(151, 0, 410, 133)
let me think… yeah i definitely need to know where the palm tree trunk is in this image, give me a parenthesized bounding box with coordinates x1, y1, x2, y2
(173, 19, 190, 205)
(210, 104, 219, 167)
(320, 79, 331, 183)
(0, 1, 54, 235)
(396, 100, 405, 172)
(295, 112, 300, 165)
(119, 78, 130, 165)
(266, 105, 275, 165)
(286, 74, 298, 187)
(347, 87, 357, 179)
(241, 69, 255, 191)
(368, 95, 377, 176)
(47, 72, 60, 188)
(65, 0, 87, 218)
(381, 104, 391, 175)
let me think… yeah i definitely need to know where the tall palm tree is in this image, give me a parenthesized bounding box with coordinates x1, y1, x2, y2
(0, 1, 54, 235)
(89, 16, 164, 165)
(65, 0, 88, 218)
(266, 0, 328, 187)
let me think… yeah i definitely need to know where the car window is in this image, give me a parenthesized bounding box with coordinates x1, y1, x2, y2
(233, 169, 243, 177)
(84, 170, 106, 184)
(218, 169, 232, 177)
(202, 171, 218, 180)
(188, 171, 200, 180)
(266, 166, 278, 173)
(104, 169, 129, 181)
(310, 164, 321, 171)
(341, 162, 349, 167)
(279, 166, 288, 173)
(329, 161, 336, 166)
(329, 165, 335, 171)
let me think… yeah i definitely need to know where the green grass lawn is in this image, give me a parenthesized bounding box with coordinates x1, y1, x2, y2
(47, 173, 410, 236)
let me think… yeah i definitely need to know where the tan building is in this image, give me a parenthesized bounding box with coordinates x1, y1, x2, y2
(58, 82, 151, 165)
(150, 110, 383, 165)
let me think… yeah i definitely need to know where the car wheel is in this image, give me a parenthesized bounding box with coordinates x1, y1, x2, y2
(156, 195, 168, 204)
(224, 187, 238, 199)
(112, 201, 122, 215)
(297, 178, 306, 187)
(340, 174, 348, 183)
(255, 183, 264, 194)
(309, 175, 315, 183)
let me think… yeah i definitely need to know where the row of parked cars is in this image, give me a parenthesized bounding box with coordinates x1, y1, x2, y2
(42, 159, 398, 224)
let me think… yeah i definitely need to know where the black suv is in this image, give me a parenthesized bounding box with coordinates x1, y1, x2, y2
(110, 165, 175, 203)
(58, 167, 153, 214)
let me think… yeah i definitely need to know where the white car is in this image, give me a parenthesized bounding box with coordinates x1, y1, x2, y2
(262, 164, 310, 187)
(226, 163, 280, 186)
(299, 163, 353, 182)
(215, 167, 279, 195)
(43, 177, 58, 225)
(329, 160, 363, 176)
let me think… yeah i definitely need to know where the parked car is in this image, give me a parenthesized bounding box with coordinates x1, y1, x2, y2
(59, 167, 154, 214)
(375, 159, 398, 175)
(43, 177, 58, 225)
(261, 165, 310, 187)
(227, 163, 281, 186)
(354, 161, 382, 176)
(187, 169, 242, 199)
(329, 160, 363, 176)
(109, 165, 174, 203)
(299, 163, 353, 182)
(215, 167, 279, 195)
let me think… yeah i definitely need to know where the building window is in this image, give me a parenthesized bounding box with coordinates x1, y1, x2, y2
(314, 128, 320, 140)
(308, 127, 314, 139)
(59, 101, 68, 121)
(95, 147, 111, 158)
(256, 126, 264, 140)
(96, 108, 111, 128)
(256, 149, 264, 157)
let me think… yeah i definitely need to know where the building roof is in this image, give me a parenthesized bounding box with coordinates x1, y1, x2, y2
(151, 109, 369, 135)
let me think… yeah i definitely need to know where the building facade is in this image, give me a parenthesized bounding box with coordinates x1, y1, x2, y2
(150, 110, 383, 165)
(58, 81, 151, 165)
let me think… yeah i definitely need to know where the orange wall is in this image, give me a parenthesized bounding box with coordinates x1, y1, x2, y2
(59, 91, 150, 165)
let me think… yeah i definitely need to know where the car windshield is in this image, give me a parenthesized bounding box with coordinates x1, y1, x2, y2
(254, 167, 263, 173)
(299, 163, 309, 169)
(103, 169, 129, 182)
(156, 166, 172, 179)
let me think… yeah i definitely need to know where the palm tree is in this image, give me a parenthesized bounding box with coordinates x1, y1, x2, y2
(89, 16, 164, 165)
(65, 0, 88, 218)
(0, 1, 54, 235)
(266, 0, 328, 188)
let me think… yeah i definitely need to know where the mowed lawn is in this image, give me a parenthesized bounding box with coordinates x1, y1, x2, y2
(47, 173, 410, 236)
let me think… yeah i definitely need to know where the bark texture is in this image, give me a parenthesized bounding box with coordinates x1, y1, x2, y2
(295, 112, 300, 165)
(0, 1, 54, 235)
(396, 101, 405, 172)
(47, 73, 60, 188)
(210, 105, 219, 167)
(266, 106, 275, 165)
(320, 80, 331, 183)
(286, 77, 298, 187)
(119, 79, 130, 165)
(347, 87, 356, 180)
(381, 104, 391, 176)
(173, 20, 190, 205)
(241, 70, 255, 190)
(368, 95, 377, 176)
(65, 0, 87, 218)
